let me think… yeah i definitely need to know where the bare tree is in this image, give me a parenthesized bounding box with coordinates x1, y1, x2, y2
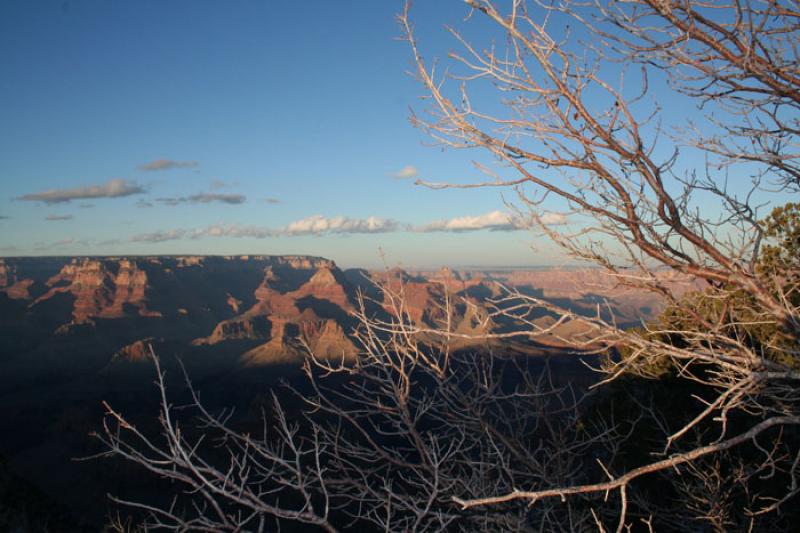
(91, 282, 623, 531)
(91, 1, 799, 531)
(87, 351, 338, 532)
(398, 0, 800, 528)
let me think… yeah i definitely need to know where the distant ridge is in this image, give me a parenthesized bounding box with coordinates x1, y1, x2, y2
(0, 255, 687, 373)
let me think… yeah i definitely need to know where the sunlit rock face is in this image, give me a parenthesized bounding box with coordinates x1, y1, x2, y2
(0, 255, 681, 369)
(1, 255, 362, 366)
(191, 259, 358, 365)
(112, 337, 158, 363)
(28, 258, 154, 323)
(5, 255, 339, 327)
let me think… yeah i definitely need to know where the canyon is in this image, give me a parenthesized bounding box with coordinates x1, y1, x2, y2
(0, 255, 684, 528)
(0, 255, 681, 369)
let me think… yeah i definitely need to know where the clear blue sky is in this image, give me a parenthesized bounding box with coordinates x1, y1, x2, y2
(0, 1, 745, 268)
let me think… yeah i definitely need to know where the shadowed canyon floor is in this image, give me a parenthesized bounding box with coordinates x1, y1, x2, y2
(0, 255, 689, 528)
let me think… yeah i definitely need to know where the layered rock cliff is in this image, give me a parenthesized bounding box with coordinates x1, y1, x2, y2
(0, 255, 677, 368)
(1, 255, 361, 366)
(194, 262, 358, 364)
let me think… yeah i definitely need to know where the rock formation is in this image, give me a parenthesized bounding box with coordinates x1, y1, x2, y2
(0, 255, 678, 368)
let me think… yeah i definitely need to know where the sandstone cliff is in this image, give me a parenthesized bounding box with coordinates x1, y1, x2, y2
(0, 256, 679, 369)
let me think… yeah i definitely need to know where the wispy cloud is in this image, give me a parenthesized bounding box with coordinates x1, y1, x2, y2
(264, 197, 281, 204)
(139, 159, 198, 171)
(189, 193, 245, 204)
(18, 179, 145, 204)
(78, 203, 95, 209)
(0, 245, 20, 253)
(285, 215, 400, 236)
(209, 179, 240, 190)
(45, 214, 74, 221)
(392, 165, 419, 179)
(156, 193, 246, 206)
(130, 229, 187, 243)
(33, 237, 75, 251)
(127, 224, 276, 242)
(131, 215, 400, 243)
(191, 224, 276, 239)
(0, 215, 9, 220)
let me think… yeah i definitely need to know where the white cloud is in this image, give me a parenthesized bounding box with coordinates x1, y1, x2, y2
(139, 159, 198, 171)
(416, 210, 522, 232)
(416, 210, 567, 232)
(392, 165, 419, 179)
(284, 215, 400, 236)
(539, 212, 568, 225)
(18, 179, 145, 204)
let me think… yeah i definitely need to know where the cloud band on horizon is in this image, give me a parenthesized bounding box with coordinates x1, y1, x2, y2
(126, 210, 567, 243)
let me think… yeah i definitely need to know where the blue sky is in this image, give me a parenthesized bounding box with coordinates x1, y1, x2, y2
(0, 1, 767, 268)
(1, 1, 551, 268)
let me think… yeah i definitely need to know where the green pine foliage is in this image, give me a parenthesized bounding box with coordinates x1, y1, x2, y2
(619, 203, 800, 377)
